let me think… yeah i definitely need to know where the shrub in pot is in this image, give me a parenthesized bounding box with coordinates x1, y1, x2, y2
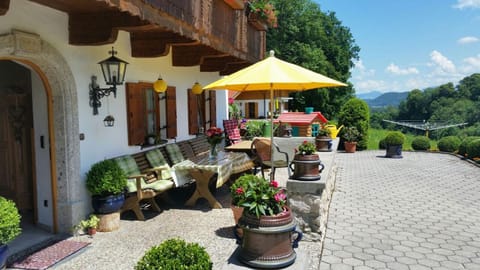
(135, 238, 212, 270)
(437, 136, 461, 153)
(411, 136, 431, 151)
(86, 159, 128, 214)
(384, 131, 405, 158)
(0, 197, 21, 269)
(342, 126, 360, 153)
(315, 127, 332, 151)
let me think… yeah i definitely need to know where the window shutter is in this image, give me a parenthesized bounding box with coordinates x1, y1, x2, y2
(244, 103, 249, 119)
(254, 102, 258, 118)
(126, 83, 147, 145)
(165, 86, 177, 139)
(188, 89, 199, 135)
(209, 91, 216, 127)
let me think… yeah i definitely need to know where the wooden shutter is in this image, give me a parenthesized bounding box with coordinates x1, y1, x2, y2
(165, 86, 177, 139)
(209, 91, 216, 127)
(244, 103, 249, 119)
(126, 82, 147, 145)
(188, 89, 199, 135)
(254, 102, 258, 118)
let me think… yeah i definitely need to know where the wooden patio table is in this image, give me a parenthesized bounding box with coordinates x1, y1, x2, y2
(224, 140, 254, 155)
(173, 151, 253, 208)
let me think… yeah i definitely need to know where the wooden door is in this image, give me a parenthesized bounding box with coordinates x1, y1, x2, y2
(0, 92, 34, 211)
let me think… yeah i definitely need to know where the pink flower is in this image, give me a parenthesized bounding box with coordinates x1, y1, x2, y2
(236, 187, 244, 194)
(274, 192, 286, 202)
(303, 140, 308, 144)
(270, 181, 278, 188)
(228, 98, 234, 105)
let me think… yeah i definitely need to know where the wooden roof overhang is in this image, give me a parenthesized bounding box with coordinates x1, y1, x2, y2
(0, 0, 265, 75)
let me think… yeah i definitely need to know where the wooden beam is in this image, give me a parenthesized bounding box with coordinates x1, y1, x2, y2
(171, 44, 220, 66)
(69, 11, 149, 45)
(220, 62, 251, 75)
(200, 55, 238, 72)
(130, 30, 196, 57)
(0, 0, 9, 15)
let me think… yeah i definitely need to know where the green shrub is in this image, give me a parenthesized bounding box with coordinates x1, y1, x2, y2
(466, 138, 480, 160)
(338, 98, 370, 150)
(378, 138, 387, 149)
(135, 239, 212, 270)
(384, 131, 405, 146)
(411, 136, 430, 151)
(0, 196, 21, 244)
(437, 136, 461, 153)
(458, 136, 480, 156)
(86, 159, 127, 196)
(244, 120, 264, 140)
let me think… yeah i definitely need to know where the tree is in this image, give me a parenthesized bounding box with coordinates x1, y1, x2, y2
(338, 98, 370, 150)
(267, 0, 360, 118)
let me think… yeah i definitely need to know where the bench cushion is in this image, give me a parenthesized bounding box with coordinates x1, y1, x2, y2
(114, 155, 141, 175)
(145, 149, 173, 180)
(166, 143, 185, 164)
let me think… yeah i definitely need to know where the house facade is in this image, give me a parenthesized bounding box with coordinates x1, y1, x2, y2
(0, 0, 266, 233)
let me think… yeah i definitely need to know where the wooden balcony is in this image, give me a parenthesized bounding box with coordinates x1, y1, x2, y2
(0, 0, 265, 74)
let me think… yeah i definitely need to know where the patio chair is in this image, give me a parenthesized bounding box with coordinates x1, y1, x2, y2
(250, 138, 291, 179)
(114, 155, 174, 220)
(223, 119, 241, 146)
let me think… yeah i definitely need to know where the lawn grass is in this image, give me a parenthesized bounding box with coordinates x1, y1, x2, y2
(368, 128, 438, 151)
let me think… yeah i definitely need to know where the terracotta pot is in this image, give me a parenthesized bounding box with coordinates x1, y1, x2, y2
(238, 207, 301, 269)
(88, 227, 97, 235)
(344, 141, 357, 153)
(289, 154, 324, 181)
(315, 137, 333, 152)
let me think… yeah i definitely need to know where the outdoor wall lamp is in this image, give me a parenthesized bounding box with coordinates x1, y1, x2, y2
(103, 115, 115, 127)
(89, 47, 128, 115)
(153, 75, 168, 93)
(192, 81, 203, 94)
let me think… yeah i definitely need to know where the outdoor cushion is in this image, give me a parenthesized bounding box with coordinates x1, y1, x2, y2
(145, 149, 173, 180)
(114, 155, 141, 176)
(166, 144, 185, 164)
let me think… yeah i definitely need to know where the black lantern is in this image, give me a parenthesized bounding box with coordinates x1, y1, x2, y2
(89, 47, 128, 115)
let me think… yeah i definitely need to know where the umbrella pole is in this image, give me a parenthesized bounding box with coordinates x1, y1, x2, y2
(269, 87, 274, 182)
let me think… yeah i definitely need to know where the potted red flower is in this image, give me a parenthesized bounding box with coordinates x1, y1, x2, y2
(205, 127, 223, 160)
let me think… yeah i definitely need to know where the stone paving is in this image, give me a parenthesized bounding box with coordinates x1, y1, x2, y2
(320, 151, 480, 270)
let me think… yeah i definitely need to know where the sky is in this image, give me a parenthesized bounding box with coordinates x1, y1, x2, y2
(316, 0, 480, 94)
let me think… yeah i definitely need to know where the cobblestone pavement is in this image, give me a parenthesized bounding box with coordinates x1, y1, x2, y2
(320, 151, 480, 270)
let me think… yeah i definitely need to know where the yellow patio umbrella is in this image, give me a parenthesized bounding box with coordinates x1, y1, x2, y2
(204, 50, 347, 179)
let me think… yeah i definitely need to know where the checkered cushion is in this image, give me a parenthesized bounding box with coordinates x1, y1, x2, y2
(114, 155, 141, 176)
(223, 119, 241, 142)
(145, 149, 173, 180)
(166, 144, 185, 165)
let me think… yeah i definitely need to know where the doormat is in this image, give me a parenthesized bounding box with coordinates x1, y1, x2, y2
(10, 240, 90, 270)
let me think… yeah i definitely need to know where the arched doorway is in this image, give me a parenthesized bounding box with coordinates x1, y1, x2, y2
(0, 30, 80, 233)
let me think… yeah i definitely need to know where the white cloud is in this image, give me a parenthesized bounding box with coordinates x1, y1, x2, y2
(353, 59, 375, 79)
(429, 50, 456, 74)
(458, 36, 479, 44)
(453, 0, 480, 9)
(354, 79, 388, 92)
(461, 54, 480, 73)
(386, 63, 419, 75)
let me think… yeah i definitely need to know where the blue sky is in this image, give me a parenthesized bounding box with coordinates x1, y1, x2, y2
(316, 0, 480, 94)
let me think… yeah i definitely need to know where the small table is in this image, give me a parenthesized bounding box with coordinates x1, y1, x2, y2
(173, 152, 254, 208)
(225, 140, 254, 155)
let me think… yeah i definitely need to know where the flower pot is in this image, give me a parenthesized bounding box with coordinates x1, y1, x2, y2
(91, 193, 125, 214)
(344, 141, 357, 153)
(289, 154, 324, 181)
(386, 144, 403, 158)
(87, 227, 97, 236)
(247, 12, 268, 31)
(315, 137, 333, 152)
(0, 245, 8, 270)
(231, 205, 244, 239)
(238, 207, 301, 269)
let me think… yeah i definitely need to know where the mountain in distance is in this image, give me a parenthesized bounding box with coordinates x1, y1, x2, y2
(356, 91, 383, 100)
(356, 91, 409, 108)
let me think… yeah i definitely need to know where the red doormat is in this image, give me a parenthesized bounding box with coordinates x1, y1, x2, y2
(11, 240, 90, 270)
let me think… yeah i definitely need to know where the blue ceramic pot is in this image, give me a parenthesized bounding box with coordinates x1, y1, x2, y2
(91, 193, 125, 214)
(0, 244, 8, 269)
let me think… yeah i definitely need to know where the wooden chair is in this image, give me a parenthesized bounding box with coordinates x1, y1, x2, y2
(250, 138, 291, 179)
(114, 155, 174, 221)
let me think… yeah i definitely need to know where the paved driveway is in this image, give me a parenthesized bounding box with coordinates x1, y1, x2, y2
(320, 151, 480, 270)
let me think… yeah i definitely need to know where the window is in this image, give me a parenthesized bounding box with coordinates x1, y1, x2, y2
(126, 82, 177, 145)
(245, 102, 258, 119)
(188, 90, 216, 135)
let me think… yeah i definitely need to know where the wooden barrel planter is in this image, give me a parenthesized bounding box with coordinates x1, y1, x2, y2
(315, 137, 333, 152)
(238, 207, 301, 269)
(289, 154, 324, 181)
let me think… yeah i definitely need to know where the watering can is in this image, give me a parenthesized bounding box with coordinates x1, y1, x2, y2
(325, 124, 343, 139)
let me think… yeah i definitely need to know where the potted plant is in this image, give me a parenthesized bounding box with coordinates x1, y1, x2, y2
(86, 159, 128, 214)
(0, 197, 21, 269)
(315, 127, 332, 152)
(135, 238, 212, 270)
(342, 126, 360, 153)
(235, 175, 300, 268)
(77, 214, 100, 235)
(244, 0, 278, 29)
(384, 131, 405, 158)
(290, 141, 324, 180)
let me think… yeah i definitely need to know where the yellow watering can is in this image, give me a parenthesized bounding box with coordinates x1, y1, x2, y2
(325, 124, 343, 139)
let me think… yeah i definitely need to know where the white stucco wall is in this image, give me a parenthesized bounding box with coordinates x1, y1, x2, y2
(1, 0, 228, 228)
